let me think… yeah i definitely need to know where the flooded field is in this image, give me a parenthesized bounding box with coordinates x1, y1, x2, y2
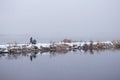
(0, 35, 120, 80)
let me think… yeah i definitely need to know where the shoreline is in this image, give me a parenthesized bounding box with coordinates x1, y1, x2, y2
(0, 39, 120, 54)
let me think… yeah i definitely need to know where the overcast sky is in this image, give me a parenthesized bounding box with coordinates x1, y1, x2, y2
(0, 0, 120, 40)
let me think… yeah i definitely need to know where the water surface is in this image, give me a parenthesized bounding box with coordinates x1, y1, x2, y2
(0, 35, 120, 80)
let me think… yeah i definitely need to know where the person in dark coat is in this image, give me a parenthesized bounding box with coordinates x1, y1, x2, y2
(30, 37, 33, 44)
(33, 39, 37, 44)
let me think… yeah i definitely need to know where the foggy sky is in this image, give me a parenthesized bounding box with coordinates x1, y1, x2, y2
(0, 0, 120, 39)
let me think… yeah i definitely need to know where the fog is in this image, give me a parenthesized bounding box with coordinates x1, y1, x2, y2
(0, 0, 120, 40)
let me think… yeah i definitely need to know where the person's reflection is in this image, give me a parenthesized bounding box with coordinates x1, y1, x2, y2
(30, 52, 37, 61)
(89, 49, 94, 54)
(30, 55, 33, 61)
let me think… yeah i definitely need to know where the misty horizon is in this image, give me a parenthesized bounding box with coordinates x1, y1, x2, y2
(0, 0, 120, 38)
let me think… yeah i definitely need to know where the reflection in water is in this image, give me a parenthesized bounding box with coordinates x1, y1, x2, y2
(30, 52, 37, 61)
(0, 48, 120, 61)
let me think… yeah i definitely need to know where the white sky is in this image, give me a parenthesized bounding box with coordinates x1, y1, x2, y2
(0, 0, 120, 40)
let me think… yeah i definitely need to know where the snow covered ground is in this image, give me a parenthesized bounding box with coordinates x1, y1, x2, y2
(0, 40, 117, 53)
